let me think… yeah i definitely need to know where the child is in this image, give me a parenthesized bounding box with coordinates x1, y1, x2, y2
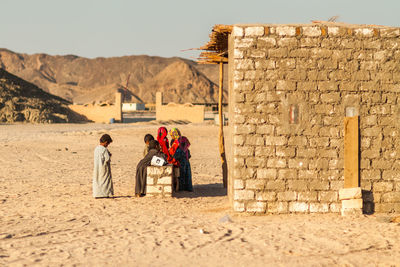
(173, 136, 193, 192)
(93, 134, 114, 198)
(135, 140, 166, 197)
(143, 134, 155, 157)
(168, 127, 181, 165)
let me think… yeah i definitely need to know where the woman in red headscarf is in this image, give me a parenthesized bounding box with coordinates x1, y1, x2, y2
(157, 127, 172, 162)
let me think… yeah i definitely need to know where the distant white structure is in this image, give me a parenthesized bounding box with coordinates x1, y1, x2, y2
(122, 103, 145, 112)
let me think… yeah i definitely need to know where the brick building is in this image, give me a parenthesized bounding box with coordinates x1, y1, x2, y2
(199, 23, 400, 214)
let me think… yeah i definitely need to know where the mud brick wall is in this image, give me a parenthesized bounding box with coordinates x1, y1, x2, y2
(146, 165, 173, 197)
(230, 23, 400, 214)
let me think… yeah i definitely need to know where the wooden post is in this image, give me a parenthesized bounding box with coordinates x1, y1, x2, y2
(344, 116, 359, 188)
(219, 62, 228, 188)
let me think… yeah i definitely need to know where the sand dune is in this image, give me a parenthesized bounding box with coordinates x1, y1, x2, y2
(0, 123, 399, 266)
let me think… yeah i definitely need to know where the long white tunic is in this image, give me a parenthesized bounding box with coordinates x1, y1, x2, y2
(92, 145, 114, 198)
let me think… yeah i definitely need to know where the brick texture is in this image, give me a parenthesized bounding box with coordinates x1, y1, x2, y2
(230, 24, 400, 214)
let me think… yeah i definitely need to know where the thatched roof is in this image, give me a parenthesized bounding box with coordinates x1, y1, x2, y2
(198, 24, 232, 64)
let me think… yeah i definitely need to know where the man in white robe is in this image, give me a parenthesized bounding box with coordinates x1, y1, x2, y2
(93, 134, 114, 198)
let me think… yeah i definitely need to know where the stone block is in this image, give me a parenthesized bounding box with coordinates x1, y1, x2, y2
(147, 166, 164, 176)
(256, 191, 277, 201)
(330, 202, 341, 213)
(234, 189, 255, 200)
(354, 28, 374, 37)
(157, 176, 172, 185)
(289, 202, 309, 213)
(319, 191, 338, 202)
(163, 166, 173, 175)
(303, 26, 322, 36)
(258, 37, 277, 47)
(164, 186, 172, 193)
(278, 169, 297, 179)
(247, 201, 267, 213)
(297, 191, 318, 201)
(267, 158, 287, 168)
(233, 146, 254, 157)
(249, 50, 266, 58)
(289, 159, 308, 169)
(373, 181, 394, 192)
(380, 28, 400, 37)
(277, 37, 298, 47)
(266, 180, 286, 191)
(267, 202, 288, 214)
(233, 135, 245, 146)
(341, 199, 363, 209)
(341, 208, 363, 216)
(277, 191, 297, 201)
(264, 136, 287, 146)
(339, 187, 362, 200)
(234, 179, 245, 190)
(287, 136, 308, 146)
(257, 169, 277, 179)
(234, 38, 255, 48)
(374, 203, 396, 213)
(234, 124, 256, 134)
(276, 26, 296, 36)
(255, 146, 274, 157)
(381, 192, 400, 202)
(268, 48, 288, 58)
(310, 203, 329, 213)
(147, 185, 163, 194)
(276, 59, 296, 69)
(309, 158, 329, 170)
(256, 125, 274, 135)
(246, 179, 266, 190)
(327, 27, 339, 36)
(287, 180, 308, 191)
(233, 201, 245, 212)
(233, 49, 244, 59)
(245, 26, 264, 37)
(276, 147, 296, 158)
(235, 59, 255, 70)
(245, 135, 264, 146)
(276, 80, 296, 91)
(146, 177, 154, 185)
(255, 59, 276, 70)
(382, 170, 400, 181)
(362, 170, 381, 180)
(309, 181, 330, 191)
(232, 27, 244, 37)
(298, 170, 317, 179)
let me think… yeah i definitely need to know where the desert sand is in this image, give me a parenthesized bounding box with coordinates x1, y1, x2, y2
(0, 122, 400, 266)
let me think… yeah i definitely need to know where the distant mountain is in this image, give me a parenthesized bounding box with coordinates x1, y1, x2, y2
(0, 68, 86, 123)
(0, 49, 226, 104)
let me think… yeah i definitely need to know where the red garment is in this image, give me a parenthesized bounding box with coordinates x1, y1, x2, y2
(169, 139, 180, 166)
(157, 127, 171, 161)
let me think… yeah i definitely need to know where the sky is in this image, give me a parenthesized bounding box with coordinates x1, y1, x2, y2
(0, 0, 399, 60)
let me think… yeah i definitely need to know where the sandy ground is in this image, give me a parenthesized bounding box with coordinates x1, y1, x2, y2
(0, 122, 400, 266)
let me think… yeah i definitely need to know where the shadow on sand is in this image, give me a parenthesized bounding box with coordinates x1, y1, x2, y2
(174, 183, 227, 199)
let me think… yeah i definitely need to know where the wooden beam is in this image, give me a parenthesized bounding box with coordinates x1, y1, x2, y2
(344, 116, 359, 188)
(219, 62, 228, 188)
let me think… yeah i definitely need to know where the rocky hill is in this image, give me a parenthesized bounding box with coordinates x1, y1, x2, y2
(0, 68, 86, 123)
(0, 49, 226, 104)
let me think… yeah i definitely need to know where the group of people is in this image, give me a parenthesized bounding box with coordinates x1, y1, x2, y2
(92, 127, 193, 198)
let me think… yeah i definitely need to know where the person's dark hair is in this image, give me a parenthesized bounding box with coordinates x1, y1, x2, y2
(144, 134, 155, 143)
(148, 140, 159, 150)
(100, 134, 113, 144)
